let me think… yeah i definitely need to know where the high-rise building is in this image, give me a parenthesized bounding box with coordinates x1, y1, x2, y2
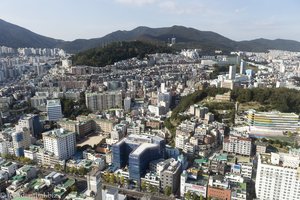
(112, 134, 165, 182)
(255, 152, 300, 200)
(229, 65, 236, 80)
(85, 91, 122, 112)
(42, 128, 76, 160)
(47, 99, 63, 121)
(240, 60, 246, 74)
(123, 97, 131, 112)
(11, 129, 31, 157)
(16, 114, 42, 139)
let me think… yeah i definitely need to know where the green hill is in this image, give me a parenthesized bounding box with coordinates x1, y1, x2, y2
(72, 41, 173, 67)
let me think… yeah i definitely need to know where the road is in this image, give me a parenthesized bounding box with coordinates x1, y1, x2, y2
(102, 183, 174, 200)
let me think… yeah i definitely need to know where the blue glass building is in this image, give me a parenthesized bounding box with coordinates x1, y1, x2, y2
(112, 134, 165, 181)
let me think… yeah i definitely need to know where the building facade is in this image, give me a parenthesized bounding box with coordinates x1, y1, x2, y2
(47, 99, 63, 121)
(42, 128, 76, 160)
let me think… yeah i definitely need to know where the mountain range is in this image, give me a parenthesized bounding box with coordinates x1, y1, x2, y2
(1, 18, 300, 53)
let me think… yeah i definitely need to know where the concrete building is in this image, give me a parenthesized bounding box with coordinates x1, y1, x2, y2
(255, 141, 268, 154)
(175, 129, 191, 150)
(47, 99, 63, 121)
(223, 135, 252, 156)
(124, 97, 131, 112)
(229, 65, 236, 80)
(86, 169, 102, 199)
(12, 130, 31, 157)
(16, 114, 41, 139)
(85, 91, 122, 112)
(160, 159, 181, 194)
(58, 118, 94, 138)
(42, 128, 76, 160)
(180, 170, 208, 198)
(207, 175, 231, 200)
(1, 161, 17, 177)
(77, 114, 115, 133)
(255, 152, 300, 200)
(247, 109, 300, 132)
(240, 60, 246, 74)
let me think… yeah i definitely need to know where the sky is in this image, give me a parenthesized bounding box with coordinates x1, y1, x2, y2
(1, 0, 300, 41)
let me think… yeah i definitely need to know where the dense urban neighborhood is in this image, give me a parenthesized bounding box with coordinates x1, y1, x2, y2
(0, 40, 300, 200)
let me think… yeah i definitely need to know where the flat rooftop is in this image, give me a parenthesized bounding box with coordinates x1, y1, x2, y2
(47, 99, 61, 107)
(43, 128, 74, 138)
(130, 143, 157, 156)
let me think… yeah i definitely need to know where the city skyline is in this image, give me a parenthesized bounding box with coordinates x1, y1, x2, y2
(1, 0, 300, 41)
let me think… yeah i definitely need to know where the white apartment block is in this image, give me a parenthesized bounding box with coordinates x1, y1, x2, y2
(42, 128, 76, 160)
(256, 153, 300, 200)
(240, 163, 253, 179)
(175, 132, 189, 150)
(223, 135, 252, 156)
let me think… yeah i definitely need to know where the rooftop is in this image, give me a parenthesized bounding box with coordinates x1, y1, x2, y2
(43, 128, 74, 138)
(47, 99, 61, 107)
(130, 143, 157, 156)
(194, 158, 208, 165)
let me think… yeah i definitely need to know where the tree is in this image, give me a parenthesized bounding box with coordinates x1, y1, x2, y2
(164, 186, 172, 196)
(102, 172, 110, 183)
(78, 167, 87, 176)
(54, 164, 61, 171)
(141, 181, 147, 191)
(109, 174, 116, 184)
(199, 194, 203, 200)
(185, 191, 192, 200)
(120, 176, 125, 186)
(70, 185, 77, 192)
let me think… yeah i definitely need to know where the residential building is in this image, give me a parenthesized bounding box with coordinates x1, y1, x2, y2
(160, 159, 181, 194)
(223, 135, 252, 156)
(229, 65, 236, 80)
(86, 169, 102, 199)
(180, 170, 208, 198)
(255, 152, 300, 200)
(207, 175, 231, 200)
(85, 91, 122, 112)
(42, 128, 76, 160)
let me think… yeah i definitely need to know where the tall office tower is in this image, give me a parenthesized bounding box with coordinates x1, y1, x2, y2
(16, 114, 42, 139)
(240, 60, 246, 74)
(42, 128, 76, 160)
(229, 65, 236, 80)
(85, 91, 122, 112)
(86, 169, 102, 199)
(47, 99, 63, 121)
(256, 153, 300, 200)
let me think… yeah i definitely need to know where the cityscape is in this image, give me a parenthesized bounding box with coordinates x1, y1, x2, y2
(1, 1, 300, 200)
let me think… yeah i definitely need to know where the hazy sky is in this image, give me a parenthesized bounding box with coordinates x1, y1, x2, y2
(1, 0, 299, 41)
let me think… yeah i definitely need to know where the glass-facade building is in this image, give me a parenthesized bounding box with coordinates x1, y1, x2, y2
(112, 134, 165, 181)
